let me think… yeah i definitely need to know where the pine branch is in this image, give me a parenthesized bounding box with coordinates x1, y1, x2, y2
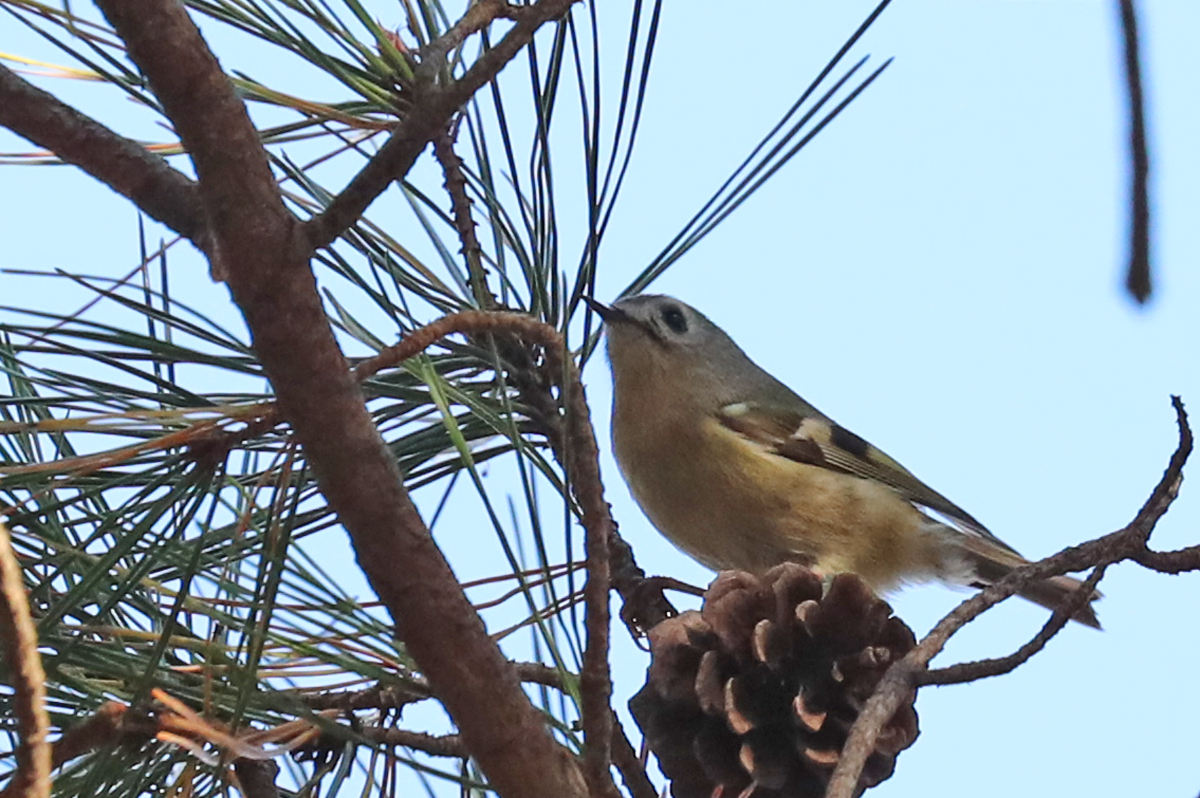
(89, 4, 589, 796)
(304, 0, 580, 251)
(0, 65, 208, 251)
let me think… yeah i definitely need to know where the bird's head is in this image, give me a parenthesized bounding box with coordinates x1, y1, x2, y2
(584, 294, 756, 409)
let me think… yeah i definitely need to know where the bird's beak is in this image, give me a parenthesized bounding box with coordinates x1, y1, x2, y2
(582, 296, 631, 324)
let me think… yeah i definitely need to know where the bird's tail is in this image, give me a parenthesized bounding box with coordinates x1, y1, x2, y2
(954, 536, 1102, 629)
(1014, 573, 1102, 629)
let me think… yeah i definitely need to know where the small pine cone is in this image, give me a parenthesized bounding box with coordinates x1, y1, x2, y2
(629, 564, 919, 798)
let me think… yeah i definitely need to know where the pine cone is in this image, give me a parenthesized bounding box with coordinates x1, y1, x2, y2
(629, 564, 919, 798)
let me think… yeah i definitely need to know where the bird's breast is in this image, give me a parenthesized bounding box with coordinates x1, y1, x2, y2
(612, 410, 939, 587)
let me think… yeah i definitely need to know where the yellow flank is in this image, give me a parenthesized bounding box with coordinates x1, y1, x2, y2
(614, 412, 943, 591)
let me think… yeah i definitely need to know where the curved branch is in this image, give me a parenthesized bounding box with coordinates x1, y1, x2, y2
(1132, 543, 1200, 573)
(826, 396, 1192, 798)
(0, 522, 50, 798)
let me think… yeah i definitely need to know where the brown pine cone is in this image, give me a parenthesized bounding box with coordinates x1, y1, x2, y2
(629, 564, 919, 798)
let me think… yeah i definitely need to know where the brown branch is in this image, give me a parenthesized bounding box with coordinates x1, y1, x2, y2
(610, 712, 657, 798)
(36, 700, 286, 798)
(94, 1, 302, 285)
(45, 702, 156, 770)
(300, 661, 568, 711)
(432, 125, 494, 307)
(0, 522, 51, 798)
(919, 564, 1108, 686)
(47, 702, 131, 770)
(299, 682, 429, 713)
(231, 760, 280, 798)
(92, 5, 586, 797)
(1, 701, 160, 783)
(1118, 0, 1152, 303)
(360, 728, 467, 758)
(825, 396, 1192, 798)
(1132, 543, 1200, 573)
(303, 0, 579, 250)
(417, 0, 526, 68)
(0, 65, 208, 250)
(356, 310, 617, 798)
(562, 364, 617, 798)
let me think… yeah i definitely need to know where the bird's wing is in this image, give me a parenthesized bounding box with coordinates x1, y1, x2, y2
(717, 401, 1019, 554)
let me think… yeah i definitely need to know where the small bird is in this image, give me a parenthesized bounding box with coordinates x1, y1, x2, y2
(586, 293, 1100, 628)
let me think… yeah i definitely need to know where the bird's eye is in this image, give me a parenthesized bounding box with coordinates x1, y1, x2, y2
(660, 305, 688, 334)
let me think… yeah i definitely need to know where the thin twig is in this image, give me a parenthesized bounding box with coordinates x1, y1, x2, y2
(360, 729, 467, 758)
(919, 564, 1108, 686)
(610, 712, 657, 798)
(1118, 0, 1152, 303)
(299, 661, 568, 712)
(418, 0, 523, 69)
(0, 521, 51, 798)
(825, 396, 1191, 798)
(432, 124, 494, 307)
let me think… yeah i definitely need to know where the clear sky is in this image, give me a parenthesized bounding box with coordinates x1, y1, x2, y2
(592, 3, 1200, 796)
(3, 2, 1199, 797)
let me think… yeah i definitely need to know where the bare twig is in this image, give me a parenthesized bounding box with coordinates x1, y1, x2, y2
(0, 522, 51, 798)
(562, 366, 618, 798)
(1132, 543, 1200, 573)
(432, 124, 494, 307)
(360, 729, 467, 758)
(826, 396, 1191, 798)
(919, 564, 1108, 686)
(304, 0, 579, 251)
(0, 65, 208, 251)
(300, 661, 568, 711)
(418, 0, 526, 68)
(610, 712, 657, 798)
(1118, 0, 1151, 303)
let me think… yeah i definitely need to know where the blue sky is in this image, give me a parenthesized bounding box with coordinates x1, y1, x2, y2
(593, 3, 1200, 796)
(4, 2, 1199, 796)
